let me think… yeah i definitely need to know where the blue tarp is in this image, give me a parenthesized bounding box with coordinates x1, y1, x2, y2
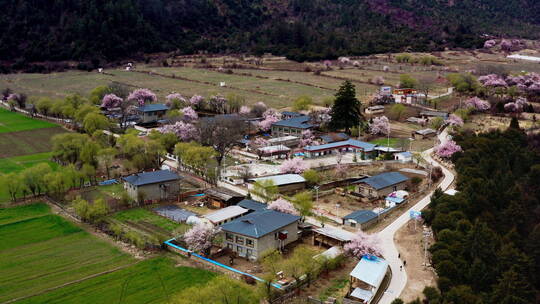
(99, 179, 118, 186)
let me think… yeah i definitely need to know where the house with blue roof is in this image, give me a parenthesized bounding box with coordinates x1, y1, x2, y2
(137, 104, 169, 124)
(123, 170, 181, 203)
(271, 115, 314, 137)
(343, 210, 379, 229)
(220, 209, 301, 260)
(237, 199, 267, 212)
(353, 172, 409, 199)
(348, 255, 389, 304)
(302, 139, 377, 159)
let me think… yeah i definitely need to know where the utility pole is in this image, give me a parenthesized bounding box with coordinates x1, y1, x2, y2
(314, 186, 320, 202)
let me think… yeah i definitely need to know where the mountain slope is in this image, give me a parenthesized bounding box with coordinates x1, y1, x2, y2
(0, 0, 539, 64)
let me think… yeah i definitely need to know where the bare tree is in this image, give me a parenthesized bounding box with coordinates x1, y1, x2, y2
(416, 76, 437, 104)
(197, 115, 247, 169)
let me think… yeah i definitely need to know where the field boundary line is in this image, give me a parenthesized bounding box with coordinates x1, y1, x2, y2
(2, 262, 138, 304)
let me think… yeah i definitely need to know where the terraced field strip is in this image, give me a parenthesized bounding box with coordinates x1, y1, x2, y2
(0, 152, 58, 173)
(0, 204, 134, 303)
(0, 107, 57, 133)
(0, 126, 66, 158)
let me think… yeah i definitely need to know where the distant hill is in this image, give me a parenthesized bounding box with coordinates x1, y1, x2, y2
(1, 0, 539, 66)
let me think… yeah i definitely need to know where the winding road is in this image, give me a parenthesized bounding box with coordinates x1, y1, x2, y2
(378, 129, 455, 304)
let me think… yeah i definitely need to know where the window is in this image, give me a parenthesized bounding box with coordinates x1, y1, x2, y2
(226, 233, 234, 241)
(274, 232, 279, 240)
(227, 243, 233, 249)
(236, 236, 244, 245)
(247, 249, 253, 257)
(350, 222, 356, 228)
(237, 246, 244, 253)
(393, 186, 397, 191)
(246, 238, 254, 247)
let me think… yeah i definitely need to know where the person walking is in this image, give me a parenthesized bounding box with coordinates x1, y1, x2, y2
(403, 260, 407, 266)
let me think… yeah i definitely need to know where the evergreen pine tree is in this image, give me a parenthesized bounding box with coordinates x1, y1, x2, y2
(328, 81, 362, 133)
(509, 117, 520, 129)
(492, 267, 535, 304)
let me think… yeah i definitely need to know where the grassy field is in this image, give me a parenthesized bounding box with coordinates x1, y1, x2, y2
(0, 152, 58, 173)
(16, 258, 216, 304)
(0, 126, 66, 158)
(0, 203, 217, 304)
(0, 107, 57, 133)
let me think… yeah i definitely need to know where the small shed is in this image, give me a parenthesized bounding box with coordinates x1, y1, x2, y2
(249, 174, 306, 193)
(204, 206, 249, 225)
(444, 189, 458, 196)
(365, 105, 385, 115)
(312, 226, 356, 248)
(343, 210, 379, 229)
(394, 151, 412, 162)
(413, 128, 437, 140)
(257, 145, 290, 159)
(205, 187, 245, 208)
(348, 256, 389, 304)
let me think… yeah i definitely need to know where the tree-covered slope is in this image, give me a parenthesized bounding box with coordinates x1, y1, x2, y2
(0, 0, 539, 64)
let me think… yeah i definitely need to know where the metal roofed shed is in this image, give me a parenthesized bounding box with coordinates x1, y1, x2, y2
(419, 110, 449, 118)
(395, 151, 413, 162)
(267, 135, 300, 147)
(205, 187, 245, 208)
(343, 210, 379, 229)
(348, 256, 389, 304)
(413, 128, 437, 139)
(137, 104, 169, 112)
(314, 246, 343, 260)
(248, 174, 306, 193)
(319, 133, 350, 144)
(444, 189, 459, 196)
(312, 226, 356, 247)
(237, 199, 267, 212)
(204, 206, 249, 225)
(257, 145, 291, 158)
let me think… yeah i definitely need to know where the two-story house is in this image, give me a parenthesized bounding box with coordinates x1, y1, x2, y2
(220, 210, 301, 260)
(137, 104, 169, 124)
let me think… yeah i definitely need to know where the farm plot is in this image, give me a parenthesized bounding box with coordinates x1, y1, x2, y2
(109, 208, 190, 241)
(0, 204, 134, 303)
(0, 107, 57, 133)
(16, 257, 217, 304)
(0, 126, 66, 158)
(0, 152, 58, 173)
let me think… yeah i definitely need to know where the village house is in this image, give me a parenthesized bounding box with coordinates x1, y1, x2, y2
(353, 172, 409, 199)
(394, 151, 413, 162)
(220, 210, 301, 260)
(204, 206, 249, 225)
(137, 104, 169, 124)
(204, 187, 245, 208)
(393, 88, 421, 104)
(123, 170, 181, 203)
(348, 256, 389, 304)
(319, 132, 350, 144)
(249, 174, 306, 193)
(364, 105, 385, 115)
(271, 115, 314, 137)
(343, 210, 379, 230)
(303, 139, 377, 159)
(419, 110, 449, 120)
(281, 111, 304, 120)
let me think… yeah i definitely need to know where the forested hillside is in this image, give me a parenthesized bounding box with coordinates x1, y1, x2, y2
(423, 122, 540, 303)
(1, 0, 540, 65)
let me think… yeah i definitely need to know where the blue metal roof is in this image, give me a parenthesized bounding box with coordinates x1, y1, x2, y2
(304, 139, 377, 152)
(138, 104, 169, 112)
(237, 199, 267, 211)
(353, 172, 409, 190)
(220, 210, 300, 238)
(272, 116, 313, 129)
(320, 133, 349, 143)
(123, 170, 181, 186)
(343, 210, 378, 224)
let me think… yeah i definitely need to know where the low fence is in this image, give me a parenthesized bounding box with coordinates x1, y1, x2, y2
(164, 239, 282, 289)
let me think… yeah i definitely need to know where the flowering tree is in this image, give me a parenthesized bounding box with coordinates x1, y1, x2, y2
(383, 66, 390, 72)
(464, 97, 490, 112)
(447, 114, 464, 127)
(267, 198, 299, 215)
(334, 163, 348, 178)
(101, 94, 123, 108)
(250, 101, 267, 117)
(127, 88, 157, 106)
(500, 39, 512, 51)
(370, 116, 390, 135)
(183, 223, 220, 255)
(166, 93, 187, 109)
(299, 130, 315, 147)
(323, 60, 332, 68)
(435, 140, 462, 158)
(209, 95, 227, 114)
(258, 109, 280, 131)
(159, 121, 198, 141)
(478, 74, 507, 87)
(483, 40, 497, 48)
(280, 158, 309, 174)
(250, 137, 269, 150)
(338, 57, 350, 64)
(239, 106, 251, 115)
(181, 106, 198, 121)
(344, 231, 381, 259)
(189, 95, 204, 110)
(504, 97, 528, 113)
